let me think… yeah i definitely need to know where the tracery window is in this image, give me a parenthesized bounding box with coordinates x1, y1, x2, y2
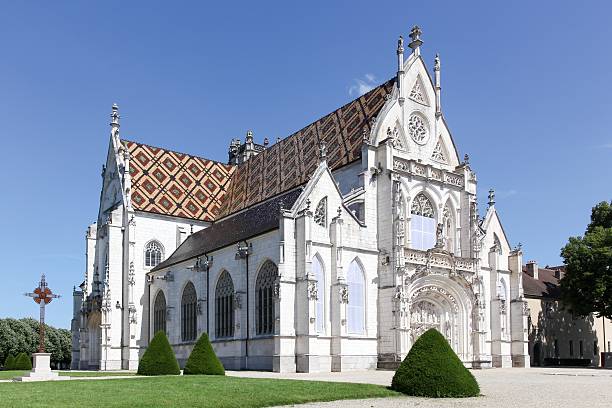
(153, 291, 166, 335)
(431, 140, 446, 163)
(312, 256, 325, 333)
(181, 282, 197, 342)
(347, 260, 365, 334)
(256, 261, 277, 336)
(215, 271, 234, 338)
(409, 80, 426, 104)
(145, 241, 164, 268)
(314, 197, 327, 227)
(407, 114, 428, 144)
(410, 193, 436, 250)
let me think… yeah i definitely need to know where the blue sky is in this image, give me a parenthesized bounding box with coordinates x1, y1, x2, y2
(0, 1, 610, 328)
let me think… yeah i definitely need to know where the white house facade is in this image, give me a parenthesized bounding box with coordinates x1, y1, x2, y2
(72, 26, 530, 372)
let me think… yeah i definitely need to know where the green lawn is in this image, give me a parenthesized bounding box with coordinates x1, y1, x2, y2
(0, 375, 400, 407)
(0, 370, 135, 380)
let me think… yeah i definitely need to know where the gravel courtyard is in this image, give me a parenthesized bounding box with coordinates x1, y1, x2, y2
(229, 367, 612, 407)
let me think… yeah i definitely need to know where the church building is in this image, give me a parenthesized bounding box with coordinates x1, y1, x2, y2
(72, 26, 530, 372)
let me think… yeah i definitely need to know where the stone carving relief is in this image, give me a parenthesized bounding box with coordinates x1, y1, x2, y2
(407, 114, 428, 144)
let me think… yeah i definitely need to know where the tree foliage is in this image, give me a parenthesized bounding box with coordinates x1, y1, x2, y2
(137, 331, 180, 376)
(0, 318, 71, 369)
(560, 201, 612, 319)
(391, 329, 480, 397)
(183, 333, 225, 375)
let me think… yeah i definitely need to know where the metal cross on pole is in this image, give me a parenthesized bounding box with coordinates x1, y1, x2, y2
(24, 274, 60, 353)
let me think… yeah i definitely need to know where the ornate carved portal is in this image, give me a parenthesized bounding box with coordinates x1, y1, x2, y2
(409, 297, 458, 353)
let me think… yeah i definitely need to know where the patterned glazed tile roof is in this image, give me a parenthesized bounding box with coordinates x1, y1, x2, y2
(218, 78, 395, 218)
(125, 140, 235, 222)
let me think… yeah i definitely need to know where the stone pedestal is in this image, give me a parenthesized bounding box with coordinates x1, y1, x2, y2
(14, 353, 70, 382)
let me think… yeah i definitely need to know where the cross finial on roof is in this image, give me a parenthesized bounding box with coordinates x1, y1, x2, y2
(488, 188, 495, 208)
(318, 140, 327, 163)
(408, 25, 423, 53)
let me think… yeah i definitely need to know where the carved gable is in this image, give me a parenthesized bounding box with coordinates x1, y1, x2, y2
(408, 75, 430, 106)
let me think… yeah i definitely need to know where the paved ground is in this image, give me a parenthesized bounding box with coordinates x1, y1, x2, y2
(228, 368, 612, 408)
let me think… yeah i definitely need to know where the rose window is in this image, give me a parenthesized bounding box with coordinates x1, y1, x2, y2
(408, 114, 428, 144)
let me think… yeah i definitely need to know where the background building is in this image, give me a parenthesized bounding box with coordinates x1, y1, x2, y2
(524, 261, 611, 367)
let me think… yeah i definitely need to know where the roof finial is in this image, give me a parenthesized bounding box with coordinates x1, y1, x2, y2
(318, 140, 327, 163)
(396, 35, 405, 98)
(110, 103, 120, 140)
(408, 25, 423, 55)
(463, 153, 470, 166)
(245, 130, 253, 143)
(434, 54, 441, 116)
(488, 188, 496, 208)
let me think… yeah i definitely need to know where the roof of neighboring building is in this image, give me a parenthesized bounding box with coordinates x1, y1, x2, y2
(217, 78, 395, 218)
(125, 140, 235, 222)
(522, 266, 565, 299)
(151, 187, 303, 272)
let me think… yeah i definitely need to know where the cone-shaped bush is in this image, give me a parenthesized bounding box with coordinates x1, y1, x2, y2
(391, 328, 480, 398)
(4, 354, 16, 370)
(14, 353, 32, 370)
(183, 333, 225, 375)
(137, 331, 180, 376)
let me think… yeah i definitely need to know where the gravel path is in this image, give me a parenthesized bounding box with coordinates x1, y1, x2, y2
(229, 368, 612, 408)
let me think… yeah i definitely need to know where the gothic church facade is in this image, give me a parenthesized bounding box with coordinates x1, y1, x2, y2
(72, 27, 530, 372)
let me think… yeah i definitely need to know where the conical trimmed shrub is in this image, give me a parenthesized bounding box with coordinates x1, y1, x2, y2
(183, 333, 225, 375)
(4, 354, 16, 370)
(14, 353, 32, 370)
(391, 328, 480, 397)
(137, 331, 180, 376)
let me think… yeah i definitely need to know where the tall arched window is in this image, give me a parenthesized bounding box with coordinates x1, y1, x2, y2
(181, 282, 197, 342)
(145, 240, 164, 268)
(215, 271, 234, 338)
(347, 260, 365, 334)
(410, 193, 436, 250)
(153, 290, 166, 335)
(442, 202, 455, 253)
(312, 255, 325, 333)
(256, 261, 277, 336)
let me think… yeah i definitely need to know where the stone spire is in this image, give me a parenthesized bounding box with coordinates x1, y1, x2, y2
(408, 25, 423, 56)
(488, 189, 496, 208)
(434, 54, 441, 116)
(396, 35, 405, 96)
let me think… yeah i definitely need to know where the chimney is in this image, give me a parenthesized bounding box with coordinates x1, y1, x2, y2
(526, 260, 538, 280)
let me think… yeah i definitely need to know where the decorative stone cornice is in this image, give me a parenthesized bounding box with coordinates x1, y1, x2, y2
(393, 158, 464, 188)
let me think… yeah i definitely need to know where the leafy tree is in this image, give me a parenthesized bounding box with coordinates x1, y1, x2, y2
(137, 331, 180, 376)
(560, 201, 612, 319)
(0, 318, 71, 368)
(183, 333, 225, 375)
(391, 329, 480, 397)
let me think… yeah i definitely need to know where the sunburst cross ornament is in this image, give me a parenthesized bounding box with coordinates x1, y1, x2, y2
(24, 274, 60, 353)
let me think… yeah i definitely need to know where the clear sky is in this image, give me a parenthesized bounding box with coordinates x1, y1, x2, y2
(0, 1, 610, 328)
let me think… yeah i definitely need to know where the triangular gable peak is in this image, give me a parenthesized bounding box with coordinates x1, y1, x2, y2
(97, 136, 126, 226)
(371, 54, 461, 170)
(481, 205, 512, 256)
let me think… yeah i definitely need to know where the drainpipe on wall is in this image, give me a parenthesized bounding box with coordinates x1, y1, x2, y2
(236, 241, 252, 369)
